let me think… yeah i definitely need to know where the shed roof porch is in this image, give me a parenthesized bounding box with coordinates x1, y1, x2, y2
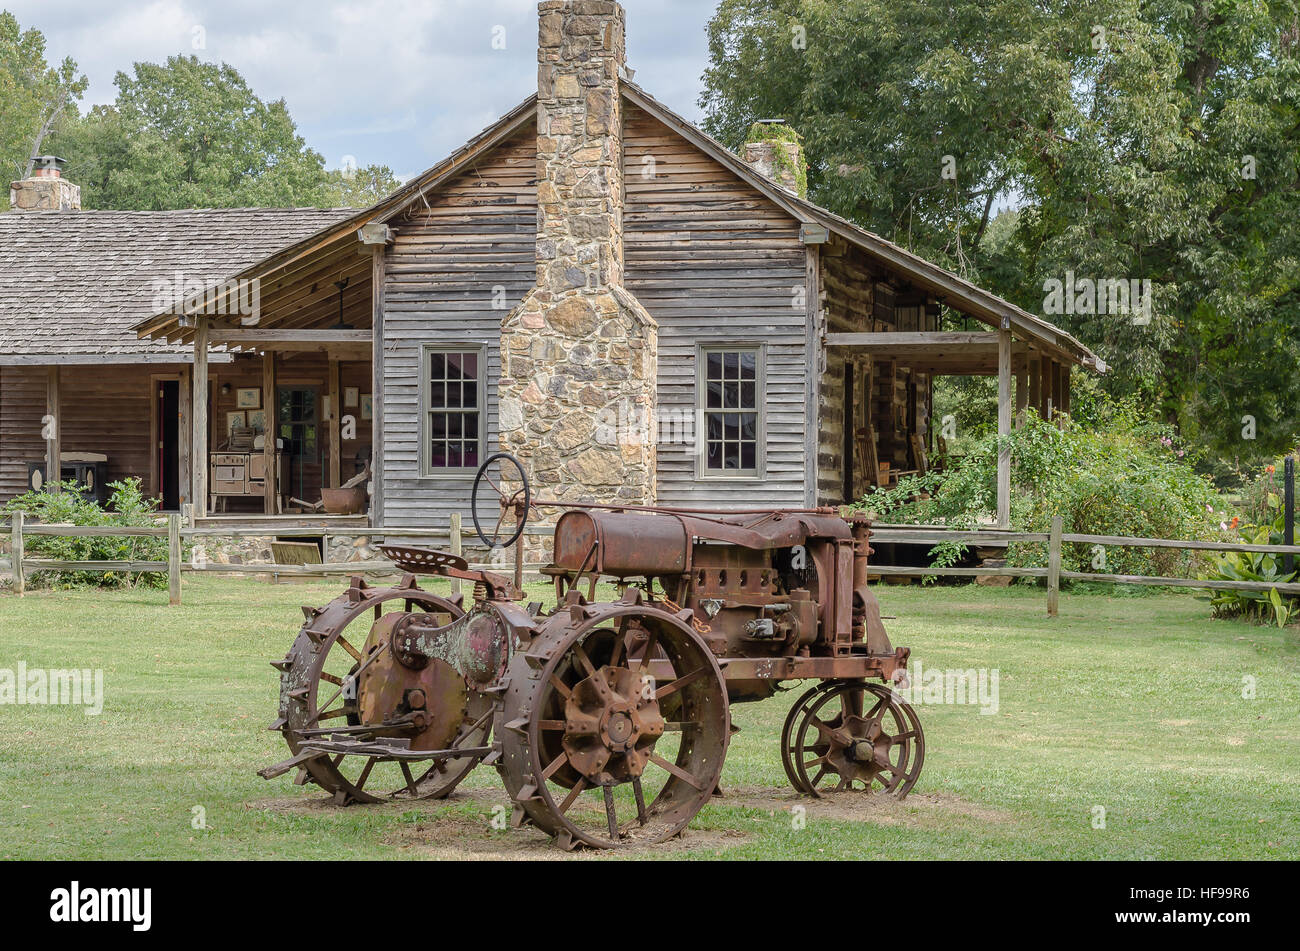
(135, 225, 382, 524)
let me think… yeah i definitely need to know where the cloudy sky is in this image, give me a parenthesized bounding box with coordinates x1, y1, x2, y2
(9, 0, 715, 180)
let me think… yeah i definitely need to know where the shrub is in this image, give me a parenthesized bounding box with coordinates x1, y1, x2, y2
(1202, 486, 1297, 627)
(3, 478, 175, 590)
(854, 408, 1224, 578)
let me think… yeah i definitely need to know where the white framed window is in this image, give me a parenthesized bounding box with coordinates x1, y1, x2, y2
(421, 345, 486, 476)
(697, 343, 765, 478)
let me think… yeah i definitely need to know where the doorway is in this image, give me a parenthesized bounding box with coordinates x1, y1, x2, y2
(277, 386, 320, 503)
(155, 379, 180, 510)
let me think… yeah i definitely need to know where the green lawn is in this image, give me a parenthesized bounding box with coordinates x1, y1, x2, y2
(0, 576, 1296, 860)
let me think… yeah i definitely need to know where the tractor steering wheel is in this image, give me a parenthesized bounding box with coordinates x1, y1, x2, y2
(471, 452, 531, 550)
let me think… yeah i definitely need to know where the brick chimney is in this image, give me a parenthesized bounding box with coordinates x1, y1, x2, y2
(499, 0, 657, 509)
(9, 156, 81, 212)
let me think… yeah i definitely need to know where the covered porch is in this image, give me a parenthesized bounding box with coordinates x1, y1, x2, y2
(813, 233, 1098, 528)
(133, 221, 388, 527)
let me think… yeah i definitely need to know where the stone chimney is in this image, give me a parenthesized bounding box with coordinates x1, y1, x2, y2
(498, 0, 657, 509)
(742, 121, 807, 198)
(9, 156, 81, 212)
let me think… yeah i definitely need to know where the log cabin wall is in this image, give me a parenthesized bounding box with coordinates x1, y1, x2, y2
(817, 240, 876, 505)
(379, 129, 536, 530)
(816, 242, 935, 506)
(623, 104, 808, 507)
(0, 362, 188, 503)
(0, 366, 46, 500)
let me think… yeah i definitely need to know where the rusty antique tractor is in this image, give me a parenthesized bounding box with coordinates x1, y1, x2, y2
(260, 453, 925, 849)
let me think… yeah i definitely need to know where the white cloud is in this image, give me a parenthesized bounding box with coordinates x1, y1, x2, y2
(9, 0, 713, 178)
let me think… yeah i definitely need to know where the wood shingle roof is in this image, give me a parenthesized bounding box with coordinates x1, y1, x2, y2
(0, 207, 354, 363)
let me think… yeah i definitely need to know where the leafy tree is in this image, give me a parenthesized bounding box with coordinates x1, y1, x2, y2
(0, 10, 87, 205)
(49, 55, 334, 209)
(701, 0, 1300, 466)
(322, 163, 403, 208)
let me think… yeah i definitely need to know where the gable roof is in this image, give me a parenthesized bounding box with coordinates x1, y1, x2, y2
(0, 207, 353, 363)
(132, 84, 1103, 371)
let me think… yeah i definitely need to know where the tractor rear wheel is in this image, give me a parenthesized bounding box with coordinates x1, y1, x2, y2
(494, 599, 729, 849)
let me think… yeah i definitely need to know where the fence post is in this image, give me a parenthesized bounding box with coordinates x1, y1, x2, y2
(449, 512, 462, 598)
(12, 510, 24, 597)
(1047, 514, 1062, 617)
(1284, 456, 1295, 577)
(168, 513, 181, 606)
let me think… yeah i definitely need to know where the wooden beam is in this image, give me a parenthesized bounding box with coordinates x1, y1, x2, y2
(825, 331, 999, 349)
(370, 247, 385, 529)
(209, 329, 372, 345)
(997, 328, 1011, 530)
(192, 318, 209, 518)
(263, 352, 277, 514)
(45, 366, 60, 493)
(328, 357, 341, 489)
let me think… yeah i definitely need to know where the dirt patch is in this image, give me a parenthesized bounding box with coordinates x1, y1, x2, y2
(719, 786, 1015, 826)
(248, 783, 1010, 856)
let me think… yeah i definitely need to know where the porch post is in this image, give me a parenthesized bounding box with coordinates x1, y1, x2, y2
(328, 356, 341, 488)
(997, 326, 1012, 529)
(178, 365, 192, 509)
(370, 246, 385, 529)
(45, 366, 60, 493)
(1028, 353, 1042, 421)
(263, 351, 277, 514)
(1014, 360, 1028, 429)
(192, 317, 209, 518)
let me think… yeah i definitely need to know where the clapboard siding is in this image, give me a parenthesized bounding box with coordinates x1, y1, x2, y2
(377, 109, 815, 525)
(0, 363, 194, 503)
(0, 367, 46, 500)
(623, 104, 808, 508)
(380, 130, 537, 530)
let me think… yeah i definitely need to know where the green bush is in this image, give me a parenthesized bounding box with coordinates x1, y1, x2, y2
(1202, 483, 1297, 627)
(3, 478, 176, 590)
(854, 408, 1224, 578)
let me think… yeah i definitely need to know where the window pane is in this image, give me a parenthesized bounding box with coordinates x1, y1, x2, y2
(461, 352, 478, 380)
(740, 381, 755, 408)
(430, 414, 447, 440)
(707, 380, 722, 409)
(724, 381, 739, 409)
(741, 440, 756, 470)
(429, 381, 446, 410)
(739, 351, 756, 378)
(707, 351, 722, 380)
(723, 351, 738, 378)
(462, 381, 478, 408)
(446, 353, 463, 380)
(447, 443, 463, 468)
(429, 352, 445, 381)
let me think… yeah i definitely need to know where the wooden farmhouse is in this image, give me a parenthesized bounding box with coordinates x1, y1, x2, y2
(1, 1, 1104, 540)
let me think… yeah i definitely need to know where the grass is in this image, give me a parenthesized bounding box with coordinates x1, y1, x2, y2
(0, 575, 1296, 860)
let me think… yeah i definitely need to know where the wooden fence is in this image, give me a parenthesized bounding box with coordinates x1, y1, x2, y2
(2, 511, 1299, 615)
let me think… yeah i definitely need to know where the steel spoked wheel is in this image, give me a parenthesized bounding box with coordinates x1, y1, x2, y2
(273, 583, 491, 803)
(496, 602, 730, 849)
(787, 680, 924, 798)
(780, 682, 825, 793)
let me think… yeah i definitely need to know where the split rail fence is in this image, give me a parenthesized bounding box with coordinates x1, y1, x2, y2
(2, 511, 1299, 616)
